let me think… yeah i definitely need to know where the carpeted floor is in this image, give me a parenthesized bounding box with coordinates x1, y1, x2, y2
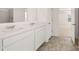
(38, 36, 79, 51)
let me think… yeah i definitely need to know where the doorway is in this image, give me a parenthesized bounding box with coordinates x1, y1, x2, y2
(52, 8, 75, 44)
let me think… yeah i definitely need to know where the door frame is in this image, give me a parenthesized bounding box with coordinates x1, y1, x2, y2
(71, 8, 78, 44)
(51, 8, 76, 44)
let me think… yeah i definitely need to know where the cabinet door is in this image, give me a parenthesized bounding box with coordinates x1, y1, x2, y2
(27, 8, 37, 22)
(35, 27, 46, 50)
(4, 31, 34, 51)
(46, 24, 52, 42)
(0, 40, 2, 51)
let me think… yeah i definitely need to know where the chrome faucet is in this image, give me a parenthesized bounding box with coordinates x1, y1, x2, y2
(6, 25, 15, 29)
(30, 23, 35, 26)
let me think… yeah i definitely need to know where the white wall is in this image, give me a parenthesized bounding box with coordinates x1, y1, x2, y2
(25, 8, 52, 24)
(51, 8, 59, 36)
(0, 8, 52, 33)
(37, 8, 50, 23)
(0, 8, 10, 23)
(13, 8, 25, 22)
(27, 8, 37, 22)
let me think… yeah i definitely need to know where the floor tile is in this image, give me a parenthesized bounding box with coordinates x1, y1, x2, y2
(38, 36, 78, 51)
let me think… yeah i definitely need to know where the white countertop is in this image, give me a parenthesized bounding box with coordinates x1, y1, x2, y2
(0, 22, 48, 40)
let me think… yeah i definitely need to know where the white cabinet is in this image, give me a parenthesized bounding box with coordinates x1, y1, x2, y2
(3, 31, 34, 51)
(0, 24, 51, 51)
(27, 8, 37, 22)
(0, 40, 2, 51)
(35, 26, 46, 50)
(46, 24, 52, 42)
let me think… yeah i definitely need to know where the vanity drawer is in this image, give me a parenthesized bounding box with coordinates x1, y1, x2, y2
(3, 31, 34, 47)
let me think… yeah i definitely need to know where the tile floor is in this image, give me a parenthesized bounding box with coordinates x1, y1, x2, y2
(38, 36, 79, 51)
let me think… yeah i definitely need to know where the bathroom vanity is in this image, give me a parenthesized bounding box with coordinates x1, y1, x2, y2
(0, 23, 51, 51)
(0, 8, 52, 51)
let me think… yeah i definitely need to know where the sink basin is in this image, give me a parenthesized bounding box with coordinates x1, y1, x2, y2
(1, 27, 24, 33)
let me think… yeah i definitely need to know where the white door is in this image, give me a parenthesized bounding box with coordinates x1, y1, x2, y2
(52, 8, 76, 43)
(57, 8, 72, 37)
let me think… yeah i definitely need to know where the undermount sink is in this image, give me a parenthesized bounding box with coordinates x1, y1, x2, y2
(2, 27, 24, 33)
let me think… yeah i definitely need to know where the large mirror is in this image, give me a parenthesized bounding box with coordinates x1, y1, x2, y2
(0, 8, 26, 23)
